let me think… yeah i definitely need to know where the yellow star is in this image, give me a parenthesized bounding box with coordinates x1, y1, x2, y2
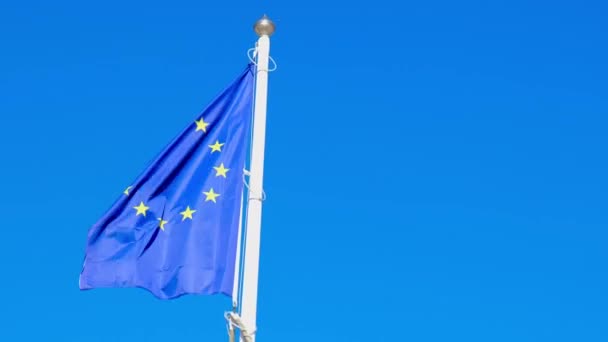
(157, 218, 168, 231)
(203, 188, 220, 203)
(195, 118, 209, 133)
(180, 206, 196, 221)
(213, 163, 230, 178)
(124, 186, 133, 195)
(208, 140, 224, 153)
(133, 201, 150, 217)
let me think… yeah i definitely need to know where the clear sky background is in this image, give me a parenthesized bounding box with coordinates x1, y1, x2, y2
(1, 1, 607, 341)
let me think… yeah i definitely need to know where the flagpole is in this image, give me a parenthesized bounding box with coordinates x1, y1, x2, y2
(239, 15, 275, 342)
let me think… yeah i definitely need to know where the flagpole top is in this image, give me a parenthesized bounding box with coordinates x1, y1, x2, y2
(254, 15, 275, 37)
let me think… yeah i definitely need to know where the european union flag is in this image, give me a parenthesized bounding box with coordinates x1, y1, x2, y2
(79, 65, 254, 299)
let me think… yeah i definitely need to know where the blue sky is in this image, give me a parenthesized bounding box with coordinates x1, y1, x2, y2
(1, 1, 607, 341)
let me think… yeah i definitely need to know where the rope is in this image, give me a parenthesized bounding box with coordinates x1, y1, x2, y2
(225, 311, 256, 342)
(247, 47, 277, 72)
(242, 169, 266, 201)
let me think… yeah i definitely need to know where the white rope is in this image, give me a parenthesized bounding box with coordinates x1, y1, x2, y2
(225, 311, 256, 342)
(247, 47, 258, 63)
(242, 169, 266, 201)
(236, 50, 259, 310)
(247, 47, 277, 72)
(231, 188, 245, 309)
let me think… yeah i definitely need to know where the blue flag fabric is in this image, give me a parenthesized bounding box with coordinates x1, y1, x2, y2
(79, 65, 254, 299)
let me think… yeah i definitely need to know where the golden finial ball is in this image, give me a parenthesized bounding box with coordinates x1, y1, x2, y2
(253, 15, 275, 37)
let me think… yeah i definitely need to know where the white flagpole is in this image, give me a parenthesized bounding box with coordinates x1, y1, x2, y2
(239, 15, 275, 342)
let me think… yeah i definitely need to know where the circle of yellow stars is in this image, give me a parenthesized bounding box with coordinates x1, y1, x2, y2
(122, 118, 232, 232)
